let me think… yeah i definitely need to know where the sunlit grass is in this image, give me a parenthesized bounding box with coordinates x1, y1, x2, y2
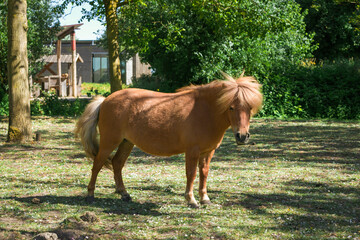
(0, 117, 359, 239)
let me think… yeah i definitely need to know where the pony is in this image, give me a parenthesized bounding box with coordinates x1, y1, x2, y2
(75, 73, 263, 208)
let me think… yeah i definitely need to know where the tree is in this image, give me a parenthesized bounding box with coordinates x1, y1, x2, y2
(7, 0, 31, 142)
(1, 0, 60, 84)
(118, 0, 314, 88)
(103, 0, 122, 92)
(0, 0, 61, 117)
(58, 0, 127, 92)
(296, 0, 360, 60)
(27, 0, 61, 75)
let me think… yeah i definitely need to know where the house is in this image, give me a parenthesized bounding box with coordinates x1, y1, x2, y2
(34, 24, 151, 97)
(54, 40, 151, 85)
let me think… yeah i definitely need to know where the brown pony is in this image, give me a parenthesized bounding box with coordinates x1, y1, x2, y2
(75, 73, 263, 208)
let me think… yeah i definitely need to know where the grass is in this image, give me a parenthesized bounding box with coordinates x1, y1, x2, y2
(80, 82, 128, 97)
(80, 82, 111, 96)
(0, 117, 359, 239)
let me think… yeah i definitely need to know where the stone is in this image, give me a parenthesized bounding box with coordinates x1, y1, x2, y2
(80, 212, 99, 223)
(33, 232, 58, 240)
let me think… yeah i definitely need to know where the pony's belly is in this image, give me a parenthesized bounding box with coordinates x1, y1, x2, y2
(125, 132, 185, 156)
(132, 140, 184, 156)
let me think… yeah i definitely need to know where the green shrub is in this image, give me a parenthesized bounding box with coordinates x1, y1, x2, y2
(297, 59, 360, 119)
(30, 91, 89, 117)
(30, 98, 44, 115)
(260, 74, 306, 119)
(0, 85, 8, 116)
(130, 74, 175, 92)
(262, 59, 360, 119)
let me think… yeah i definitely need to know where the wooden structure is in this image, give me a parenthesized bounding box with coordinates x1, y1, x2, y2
(35, 54, 84, 97)
(34, 24, 83, 97)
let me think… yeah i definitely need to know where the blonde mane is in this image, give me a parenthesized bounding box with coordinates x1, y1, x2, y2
(177, 73, 263, 115)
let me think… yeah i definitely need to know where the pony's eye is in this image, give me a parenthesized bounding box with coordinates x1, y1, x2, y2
(229, 106, 234, 111)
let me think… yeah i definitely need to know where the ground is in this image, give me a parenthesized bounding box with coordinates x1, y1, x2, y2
(0, 117, 359, 239)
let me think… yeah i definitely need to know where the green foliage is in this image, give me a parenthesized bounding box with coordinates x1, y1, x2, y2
(0, 0, 60, 86)
(32, 91, 89, 117)
(0, 83, 115, 117)
(259, 59, 360, 119)
(0, 85, 9, 116)
(292, 59, 360, 119)
(81, 82, 112, 97)
(259, 73, 307, 119)
(54, 0, 106, 23)
(130, 74, 174, 92)
(119, 0, 314, 88)
(118, 0, 359, 119)
(296, 0, 360, 60)
(27, 0, 61, 76)
(0, 2, 7, 87)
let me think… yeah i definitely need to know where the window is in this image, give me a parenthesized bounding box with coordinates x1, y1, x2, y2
(92, 54, 109, 83)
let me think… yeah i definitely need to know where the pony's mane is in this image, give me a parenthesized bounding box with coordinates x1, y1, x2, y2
(177, 73, 263, 115)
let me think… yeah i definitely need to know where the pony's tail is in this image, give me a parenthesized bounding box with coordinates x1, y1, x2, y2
(75, 96, 112, 168)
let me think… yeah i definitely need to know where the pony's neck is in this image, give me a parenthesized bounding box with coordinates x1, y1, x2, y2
(197, 83, 231, 131)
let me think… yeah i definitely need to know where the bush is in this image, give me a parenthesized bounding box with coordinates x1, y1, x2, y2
(260, 59, 360, 119)
(1, 64, 359, 120)
(130, 74, 175, 92)
(30, 91, 89, 117)
(259, 72, 307, 119)
(0, 83, 114, 117)
(294, 59, 360, 119)
(0, 85, 8, 116)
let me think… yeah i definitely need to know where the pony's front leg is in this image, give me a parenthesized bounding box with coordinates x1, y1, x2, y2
(198, 150, 215, 205)
(185, 149, 200, 208)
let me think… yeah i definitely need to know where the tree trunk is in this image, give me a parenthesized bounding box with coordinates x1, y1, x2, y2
(104, 0, 122, 93)
(7, 0, 32, 142)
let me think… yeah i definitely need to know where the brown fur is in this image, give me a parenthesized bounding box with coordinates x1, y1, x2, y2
(75, 74, 263, 207)
(178, 74, 263, 115)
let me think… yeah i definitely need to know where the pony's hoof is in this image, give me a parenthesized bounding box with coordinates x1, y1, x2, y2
(188, 203, 200, 209)
(200, 200, 212, 205)
(121, 194, 132, 202)
(85, 196, 95, 203)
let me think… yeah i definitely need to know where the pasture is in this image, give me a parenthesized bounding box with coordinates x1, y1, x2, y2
(0, 117, 359, 239)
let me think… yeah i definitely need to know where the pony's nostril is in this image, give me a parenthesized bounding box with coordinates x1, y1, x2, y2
(235, 132, 250, 145)
(235, 133, 247, 144)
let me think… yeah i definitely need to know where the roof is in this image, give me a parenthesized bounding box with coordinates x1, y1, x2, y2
(40, 54, 84, 63)
(57, 23, 83, 39)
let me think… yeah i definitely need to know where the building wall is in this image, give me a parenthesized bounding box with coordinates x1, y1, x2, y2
(133, 53, 151, 78)
(45, 40, 151, 84)
(60, 40, 104, 83)
(125, 56, 133, 85)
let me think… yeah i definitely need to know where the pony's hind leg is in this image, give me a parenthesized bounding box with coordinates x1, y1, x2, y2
(87, 135, 120, 202)
(112, 139, 134, 201)
(87, 147, 115, 202)
(198, 150, 215, 205)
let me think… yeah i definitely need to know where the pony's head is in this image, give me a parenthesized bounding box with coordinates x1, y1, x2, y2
(217, 73, 263, 145)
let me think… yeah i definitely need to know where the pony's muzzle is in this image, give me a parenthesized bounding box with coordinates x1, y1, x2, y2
(235, 132, 250, 145)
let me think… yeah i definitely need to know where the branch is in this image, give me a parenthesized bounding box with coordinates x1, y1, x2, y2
(118, 1, 129, 8)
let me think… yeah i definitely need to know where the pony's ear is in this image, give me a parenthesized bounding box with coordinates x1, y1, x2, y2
(239, 69, 245, 78)
(220, 71, 236, 82)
